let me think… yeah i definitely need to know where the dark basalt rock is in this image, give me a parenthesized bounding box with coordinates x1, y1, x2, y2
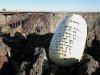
(77, 54, 99, 75)
(0, 32, 53, 75)
(0, 31, 100, 75)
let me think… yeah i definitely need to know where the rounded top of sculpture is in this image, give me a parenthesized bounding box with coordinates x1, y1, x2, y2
(68, 14, 87, 34)
(70, 14, 85, 22)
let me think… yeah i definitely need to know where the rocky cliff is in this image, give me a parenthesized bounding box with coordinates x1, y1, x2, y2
(0, 12, 100, 75)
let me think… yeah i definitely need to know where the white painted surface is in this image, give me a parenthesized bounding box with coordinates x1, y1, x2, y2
(49, 14, 87, 67)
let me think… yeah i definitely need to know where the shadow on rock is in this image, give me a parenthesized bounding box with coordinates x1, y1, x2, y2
(0, 32, 53, 75)
(85, 35, 100, 61)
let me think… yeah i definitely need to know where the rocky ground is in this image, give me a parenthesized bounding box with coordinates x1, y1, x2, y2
(0, 32, 100, 75)
(0, 12, 100, 75)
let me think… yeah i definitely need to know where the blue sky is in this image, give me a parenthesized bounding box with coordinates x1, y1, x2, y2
(0, 0, 100, 11)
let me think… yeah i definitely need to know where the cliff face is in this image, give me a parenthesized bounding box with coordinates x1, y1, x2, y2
(0, 12, 100, 75)
(0, 12, 100, 46)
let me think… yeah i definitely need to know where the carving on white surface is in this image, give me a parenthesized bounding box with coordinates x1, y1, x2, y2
(49, 14, 87, 67)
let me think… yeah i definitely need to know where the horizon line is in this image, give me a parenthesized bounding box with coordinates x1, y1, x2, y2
(0, 10, 100, 13)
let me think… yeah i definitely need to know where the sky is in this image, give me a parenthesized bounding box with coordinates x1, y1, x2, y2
(0, 0, 100, 12)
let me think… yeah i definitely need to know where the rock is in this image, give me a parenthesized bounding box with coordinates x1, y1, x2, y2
(85, 38, 100, 61)
(19, 47, 49, 75)
(49, 64, 59, 75)
(0, 38, 8, 70)
(29, 47, 49, 75)
(1, 26, 11, 33)
(0, 55, 8, 69)
(1, 12, 100, 75)
(77, 54, 99, 75)
(87, 30, 95, 47)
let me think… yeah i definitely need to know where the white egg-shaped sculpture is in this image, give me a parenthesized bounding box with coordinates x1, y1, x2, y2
(49, 14, 87, 67)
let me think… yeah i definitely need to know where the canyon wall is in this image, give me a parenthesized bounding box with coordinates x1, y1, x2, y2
(0, 12, 100, 75)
